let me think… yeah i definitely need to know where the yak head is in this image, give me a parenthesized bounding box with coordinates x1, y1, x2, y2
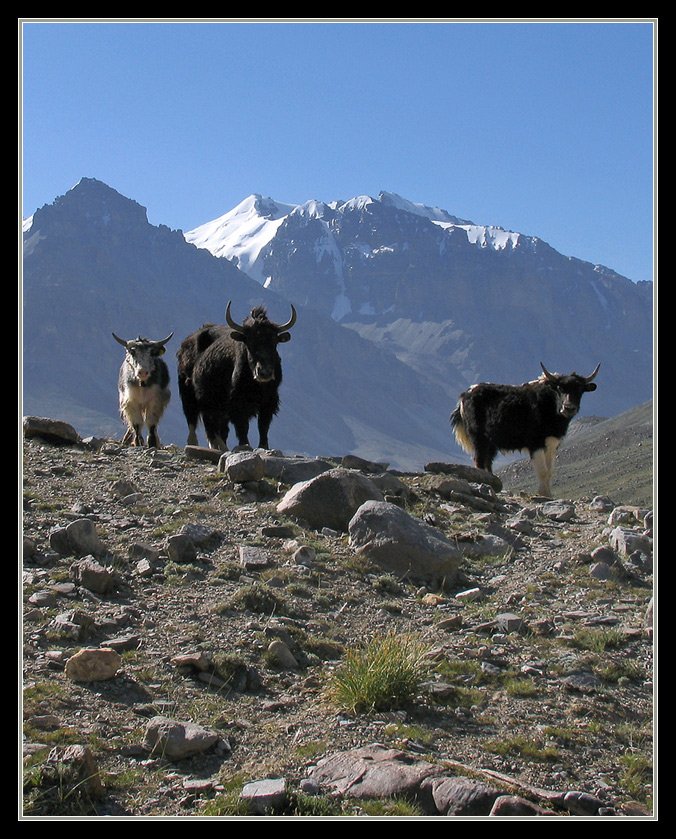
(113, 332, 173, 385)
(226, 302, 297, 384)
(539, 362, 601, 419)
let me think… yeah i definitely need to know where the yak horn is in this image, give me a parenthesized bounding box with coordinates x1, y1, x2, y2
(584, 363, 601, 383)
(225, 301, 245, 333)
(156, 332, 174, 346)
(112, 332, 129, 348)
(277, 304, 297, 332)
(539, 362, 556, 381)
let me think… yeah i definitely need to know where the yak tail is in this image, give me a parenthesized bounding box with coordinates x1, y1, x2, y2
(450, 400, 474, 456)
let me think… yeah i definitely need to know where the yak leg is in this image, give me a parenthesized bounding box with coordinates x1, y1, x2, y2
(257, 408, 275, 450)
(473, 438, 497, 473)
(202, 410, 227, 451)
(232, 414, 252, 449)
(121, 398, 145, 446)
(531, 437, 560, 497)
(145, 391, 170, 449)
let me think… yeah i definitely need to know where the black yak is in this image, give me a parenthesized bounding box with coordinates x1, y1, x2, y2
(176, 302, 296, 451)
(450, 362, 600, 496)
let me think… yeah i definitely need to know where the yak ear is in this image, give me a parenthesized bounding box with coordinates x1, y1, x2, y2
(585, 382, 598, 392)
(230, 331, 246, 342)
(277, 332, 292, 343)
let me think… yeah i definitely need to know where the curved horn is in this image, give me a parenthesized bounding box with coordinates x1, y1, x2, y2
(276, 304, 297, 332)
(539, 362, 556, 381)
(584, 362, 601, 383)
(112, 332, 128, 348)
(156, 332, 174, 347)
(225, 301, 245, 333)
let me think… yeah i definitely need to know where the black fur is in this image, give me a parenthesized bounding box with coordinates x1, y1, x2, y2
(176, 306, 295, 450)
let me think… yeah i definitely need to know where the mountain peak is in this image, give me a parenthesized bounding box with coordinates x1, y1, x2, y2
(377, 191, 474, 225)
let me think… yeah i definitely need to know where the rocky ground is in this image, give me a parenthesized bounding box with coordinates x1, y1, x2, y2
(21, 418, 655, 820)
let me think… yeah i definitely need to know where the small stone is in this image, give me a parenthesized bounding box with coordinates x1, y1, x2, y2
(494, 613, 525, 633)
(70, 556, 116, 594)
(292, 546, 316, 566)
(166, 534, 197, 564)
(455, 587, 482, 602)
(341, 454, 389, 473)
(563, 790, 605, 816)
(590, 561, 614, 580)
(540, 501, 576, 522)
(171, 651, 212, 672)
(65, 648, 122, 682)
(184, 445, 222, 463)
(590, 495, 615, 512)
(241, 778, 287, 815)
(143, 716, 219, 760)
(266, 639, 299, 670)
(261, 524, 297, 538)
(239, 545, 273, 570)
(111, 479, 140, 498)
(489, 795, 554, 816)
(28, 590, 56, 607)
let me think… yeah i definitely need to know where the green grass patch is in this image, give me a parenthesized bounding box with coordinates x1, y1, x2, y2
(357, 797, 426, 817)
(325, 633, 429, 715)
(619, 753, 653, 804)
(484, 735, 561, 762)
(568, 627, 626, 653)
(216, 584, 291, 617)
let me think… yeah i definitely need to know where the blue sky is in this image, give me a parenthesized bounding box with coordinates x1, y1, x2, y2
(20, 19, 656, 282)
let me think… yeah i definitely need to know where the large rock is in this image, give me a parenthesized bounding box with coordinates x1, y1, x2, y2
(50, 518, 105, 557)
(422, 775, 502, 816)
(276, 468, 384, 531)
(65, 648, 122, 682)
(608, 527, 652, 557)
(23, 416, 81, 444)
(143, 716, 220, 759)
(425, 462, 502, 492)
(307, 744, 443, 811)
(348, 501, 461, 585)
(261, 455, 335, 485)
(218, 451, 266, 483)
(69, 556, 117, 594)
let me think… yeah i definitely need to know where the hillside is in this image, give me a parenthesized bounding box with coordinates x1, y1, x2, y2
(22, 420, 654, 818)
(498, 402, 654, 507)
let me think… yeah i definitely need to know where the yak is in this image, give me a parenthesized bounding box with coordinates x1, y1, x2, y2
(450, 362, 601, 497)
(176, 302, 296, 451)
(113, 332, 173, 448)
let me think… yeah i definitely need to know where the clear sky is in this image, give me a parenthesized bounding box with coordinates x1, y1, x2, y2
(20, 19, 656, 282)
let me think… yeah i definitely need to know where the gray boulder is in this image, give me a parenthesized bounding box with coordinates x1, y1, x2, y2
(143, 716, 220, 759)
(307, 744, 443, 811)
(218, 451, 266, 483)
(261, 455, 335, 485)
(276, 468, 383, 531)
(23, 416, 81, 444)
(609, 527, 652, 557)
(348, 501, 461, 584)
(422, 775, 502, 816)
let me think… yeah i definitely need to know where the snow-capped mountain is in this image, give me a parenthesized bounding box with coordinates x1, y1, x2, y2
(186, 190, 653, 418)
(22, 179, 458, 468)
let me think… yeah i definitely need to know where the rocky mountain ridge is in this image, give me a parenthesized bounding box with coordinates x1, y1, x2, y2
(23, 178, 653, 473)
(22, 417, 654, 818)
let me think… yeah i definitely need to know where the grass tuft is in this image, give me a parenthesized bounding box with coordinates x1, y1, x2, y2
(325, 632, 428, 715)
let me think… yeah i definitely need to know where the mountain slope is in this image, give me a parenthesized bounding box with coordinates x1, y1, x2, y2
(186, 191, 654, 419)
(498, 401, 654, 506)
(22, 179, 458, 470)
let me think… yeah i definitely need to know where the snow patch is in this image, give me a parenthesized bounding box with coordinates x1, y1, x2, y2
(332, 294, 352, 321)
